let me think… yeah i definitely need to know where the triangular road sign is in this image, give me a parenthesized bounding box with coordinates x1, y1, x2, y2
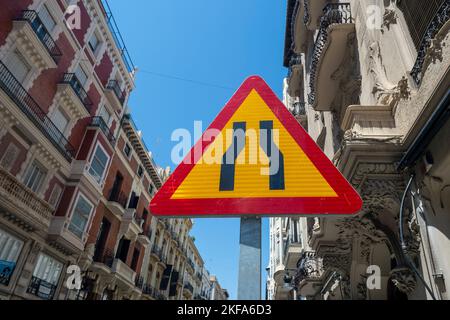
(150, 76, 362, 216)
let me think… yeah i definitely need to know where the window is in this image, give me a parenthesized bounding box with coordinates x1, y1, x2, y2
(23, 161, 47, 193)
(148, 184, 155, 196)
(88, 144, 110, 184)
(137, 165, 144, 178)
(50, 108, 69, 136)
(28, 253, 62, 299)
(123, 143, 132, 158)
(0, 143, 20, 172)
(88, 31, 101, 53)
(75, 65, 88, 86)
(68, 194, 93, 239)
(98, 105, 112, 126)
(38, 5, 56, 32)
(7, 51, 31, 84)
(48, 184, 63, 208)
(0, 229, 24, 286)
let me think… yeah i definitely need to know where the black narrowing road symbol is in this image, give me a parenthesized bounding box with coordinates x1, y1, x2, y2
(219, 120, 285, 192)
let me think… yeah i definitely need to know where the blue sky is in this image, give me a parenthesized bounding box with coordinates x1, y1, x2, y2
(107, 0, 287, 299)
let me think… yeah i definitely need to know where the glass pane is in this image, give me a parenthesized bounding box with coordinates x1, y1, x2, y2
(8, 51, 30, 83)
(75, 66, 88, 86)
(89, 33, 99, 52)
(69, 196, 93, 238)
(50, 109, 69, 135)
(38, 5, 56, 32)
(98, 106, 111, 125)
(33, 253, 62, 285)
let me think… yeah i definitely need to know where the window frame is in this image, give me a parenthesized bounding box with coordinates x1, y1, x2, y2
(50, 107, 70, 137)
(68, 192, 94, 239)
(88, 142, 111, 185)
(23, 160, 47, 193)
(123, 142, 132, 159)
(88, 29, 102, 55)
(137, 165, 144, 178)
(38, 4, 57, 33)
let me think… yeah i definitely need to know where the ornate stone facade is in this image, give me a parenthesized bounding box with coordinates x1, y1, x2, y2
(268, 0, 450, 300)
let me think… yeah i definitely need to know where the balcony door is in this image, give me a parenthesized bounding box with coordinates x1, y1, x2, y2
(115, 236, 130, 263)
(109, 172, 123, 201)
(93, 218, 111, 262)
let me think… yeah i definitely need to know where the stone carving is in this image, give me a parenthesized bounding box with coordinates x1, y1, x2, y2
(295, 251, 323, 285)
(390, 267, 417, 294)
(350, 162, 399, 189)
(395, 76, 410, 100)
(381, 8, 397, 32)
(357, 275, 368, 300)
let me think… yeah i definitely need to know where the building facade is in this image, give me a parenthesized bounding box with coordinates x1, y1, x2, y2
(268, 0, 450, 300)
(0, 0, 220, 301)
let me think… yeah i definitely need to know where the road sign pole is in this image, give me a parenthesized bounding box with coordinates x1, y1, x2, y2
(237, 216, 261, 300)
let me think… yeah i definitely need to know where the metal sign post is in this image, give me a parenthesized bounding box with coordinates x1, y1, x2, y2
(237, 217, 261, 300)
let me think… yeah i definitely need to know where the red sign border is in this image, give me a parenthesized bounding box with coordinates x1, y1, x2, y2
(150, 76, 362, 216)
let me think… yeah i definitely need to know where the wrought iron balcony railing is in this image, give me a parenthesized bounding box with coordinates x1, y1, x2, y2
(303, 0, 310, 25)
(308, 3, 352, 106)
(151, 246, 164, 261)
(106, 80, 126, 106)
(16, 10, 62, 64)
(288, 53, 302, 78)
(0, 61, 75, 161)
(60, 73, 93, 112)
(184, 281, 194, 293)
(27, 276, 58, 300)
(410, 1, 450, 85)
(88, 116, 116, 146)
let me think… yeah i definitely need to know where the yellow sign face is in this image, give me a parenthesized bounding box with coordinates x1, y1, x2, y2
(172, 90, 337, 199)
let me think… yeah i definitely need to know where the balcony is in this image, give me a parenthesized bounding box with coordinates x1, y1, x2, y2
(87, 116, 117, 147)
(120, 209, 144, 241)
(13, 10, 62, 68)
(92, 249, 114, 270)
(291, 0, 308, 53)
(410, 1, 450, 85)
(106, 189, 128, 218)
(0, 61, 76, 162)
(283, 235, 302, 270)
(287, 53, 303, 97)
(187, 258, 195, 271)
(303, 0, 329, 30)
(0, 167, 53, 231)
(58, 73, 93, 116)
(111, 258, 136, 286)
(135, 275, 144, 290)
(142, 285, 167, 300)
(105, 80, 126, 110)
(141, 284, 166, 299)
(47, 216, 85, 254)
(308, 3, 354, 111)
(183, 281, 194, 294)
(151, 246, 164, 262)
(27, 276, 57, 300)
